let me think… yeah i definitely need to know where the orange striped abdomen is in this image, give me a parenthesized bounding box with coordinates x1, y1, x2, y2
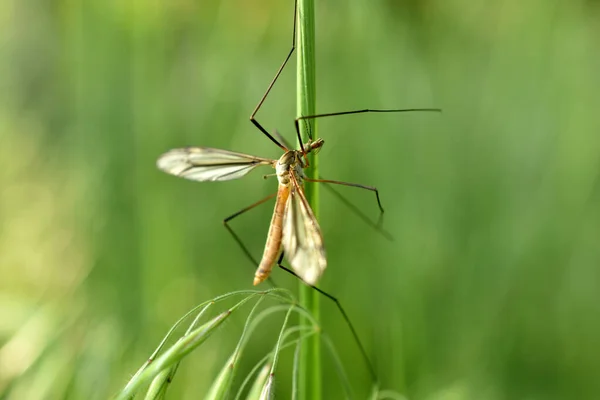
(254, 185, 290, 285)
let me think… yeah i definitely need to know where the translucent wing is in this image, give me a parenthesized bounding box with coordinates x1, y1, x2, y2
(157, 147, 274, 182)
(282, 173, 327, 285)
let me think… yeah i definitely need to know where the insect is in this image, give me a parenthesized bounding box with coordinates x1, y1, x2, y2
(157, 0, 440, 390)
(157, 137, 329, 286)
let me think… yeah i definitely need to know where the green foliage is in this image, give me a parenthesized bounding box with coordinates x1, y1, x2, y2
(1, 0, 600, 399)
(295, 0, 322, 398)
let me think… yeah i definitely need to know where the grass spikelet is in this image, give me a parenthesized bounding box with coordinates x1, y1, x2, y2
(117, 310, 231, 399)
(117, 290, 265, 399)
(144, 368, 172, 400)
(204, 353, 237, 400)
(245, 363, 271, 400)
(117, 287, 383, 398)
(206, 293, 273, 400)
(258, 374, 275, 400)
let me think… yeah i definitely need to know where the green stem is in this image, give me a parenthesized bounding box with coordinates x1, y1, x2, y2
(296, 0, 320, 399)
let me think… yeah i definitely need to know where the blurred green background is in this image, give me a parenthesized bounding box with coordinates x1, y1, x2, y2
(2, 0, 600, 398)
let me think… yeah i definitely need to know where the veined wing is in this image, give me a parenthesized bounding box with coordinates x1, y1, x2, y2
(157, 147, 274, 182)
(282, 172, 327, 285)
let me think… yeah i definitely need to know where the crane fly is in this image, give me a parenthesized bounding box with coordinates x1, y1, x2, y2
(157, 0, 441, 390)
(157, 138, 328, 286)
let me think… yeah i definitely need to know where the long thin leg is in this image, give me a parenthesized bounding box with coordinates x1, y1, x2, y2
(304, 177, 384, 213)
(223, 192, 277, 224)
(223, 193, 277, 278)
(275, 253, 379, 386)
(225, 202, 380, 386)
(320, 182, 393, 242)
(249, 0, 298, 151)
(294, 107, 442, 142)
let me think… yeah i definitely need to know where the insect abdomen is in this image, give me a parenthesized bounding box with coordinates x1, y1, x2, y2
(254, 185, 290, 285)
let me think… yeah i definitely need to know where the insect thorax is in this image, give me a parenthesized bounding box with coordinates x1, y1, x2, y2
(276, 150, 305, 186)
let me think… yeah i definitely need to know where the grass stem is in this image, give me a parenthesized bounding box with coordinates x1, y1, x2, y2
(296, 0, 321, 399)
